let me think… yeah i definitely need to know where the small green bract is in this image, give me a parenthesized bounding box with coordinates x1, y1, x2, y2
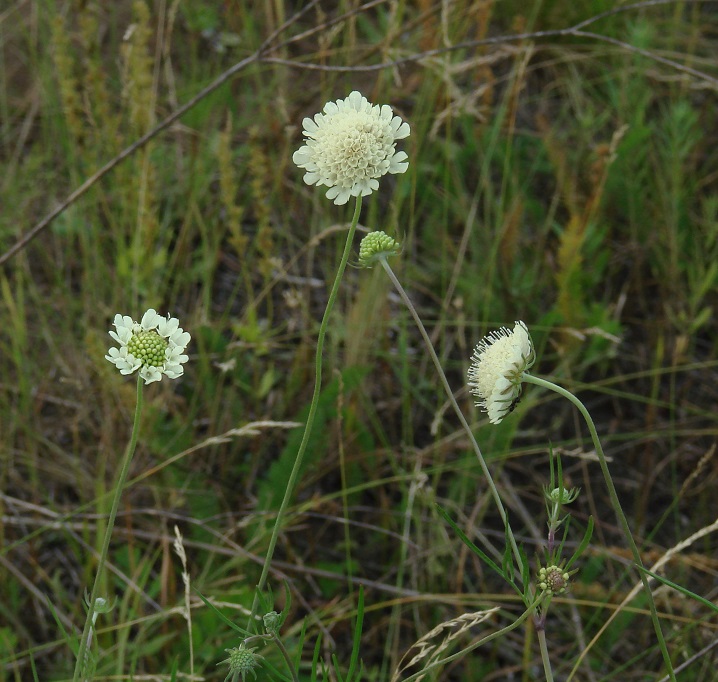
(547, 486, 580, 505)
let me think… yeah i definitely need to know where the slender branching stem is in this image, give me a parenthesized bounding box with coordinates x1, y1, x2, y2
(378, 257, 563, 679)
(73, 376, 144, 682)
(247, 196, 363, 628)
(378, 258, 525, 584)
(522, 373, 676, 681)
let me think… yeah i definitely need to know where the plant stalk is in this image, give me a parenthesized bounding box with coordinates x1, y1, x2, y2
(522, 373, 675, 681)
(378, 258, 525, 585)
(73, 375, 144, 682)
(537, 629, 555, 682)
(247, 196, 363, 628)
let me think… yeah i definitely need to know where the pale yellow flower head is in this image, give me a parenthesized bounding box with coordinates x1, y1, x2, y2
(292, 90, 410, 205)
(467, 321, 535, 424)
(105, 309, 190, 385)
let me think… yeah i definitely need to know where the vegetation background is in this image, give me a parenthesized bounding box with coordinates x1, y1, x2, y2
(1, 0, 717, 679)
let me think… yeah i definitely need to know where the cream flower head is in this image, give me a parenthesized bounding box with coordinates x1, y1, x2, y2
(467, 321, 535, 424)
(292, 90, 410, 205)
(105, 309, 190, 385)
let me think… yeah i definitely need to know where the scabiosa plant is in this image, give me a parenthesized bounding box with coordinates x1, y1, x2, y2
(467, 321, 535, 424)
(247, 90, 412, 633)
(75, 311, 192, 682)
(488, 325, 675, 679)
(105, 308, 190, 384)
(292, 90, 410, 205)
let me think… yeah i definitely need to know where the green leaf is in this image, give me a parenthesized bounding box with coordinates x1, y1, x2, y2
(295, 617, 309, 671)
(332, 653, 346, 682)
(281, 580, 292, 629)
(346, 586, 364, 682)
(194, 589, 251, 636)
(519, 545, 531, 601)
(45, 594, 77, 655)
(502, 519, 515, 584)
(436, 503, 522, 598)
(311, 635, 323, 682)
(636, 566, 718, 614)
(565, 516, 594, 571)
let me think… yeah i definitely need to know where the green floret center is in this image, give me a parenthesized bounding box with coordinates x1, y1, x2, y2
(127, 330, 168, 367)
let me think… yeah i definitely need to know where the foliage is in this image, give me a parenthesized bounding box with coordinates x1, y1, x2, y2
(1, 1, 717, 680)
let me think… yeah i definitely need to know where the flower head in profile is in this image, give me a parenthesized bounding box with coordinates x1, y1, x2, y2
(292, 90, 410, 205)
(467, 321, 535, 424)
(105, 309, 190, 385)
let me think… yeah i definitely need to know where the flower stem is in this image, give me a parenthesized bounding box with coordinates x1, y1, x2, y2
(378, 258, 525, 587)
(271, 633, 301, 682)
(522, 373, 675, 681)
(247, 196, 363, 628)
(379, 259, 559, 679)
(537, 629, 555, 682)
(73, 375, 144, 682)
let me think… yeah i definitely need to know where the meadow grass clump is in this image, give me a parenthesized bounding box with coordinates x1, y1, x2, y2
(1, 1, 718, 680)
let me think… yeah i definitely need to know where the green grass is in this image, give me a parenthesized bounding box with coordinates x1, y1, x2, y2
(1, 0, 718, 680)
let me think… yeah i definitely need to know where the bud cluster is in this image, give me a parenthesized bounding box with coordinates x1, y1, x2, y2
(537, 565, 570, 595)
(358, 230, 400, 267)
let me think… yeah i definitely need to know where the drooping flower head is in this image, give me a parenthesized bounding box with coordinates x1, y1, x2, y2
(292, 90, 410, 205)
(105, 309, 190, 385)
(467, 321, 535, 424)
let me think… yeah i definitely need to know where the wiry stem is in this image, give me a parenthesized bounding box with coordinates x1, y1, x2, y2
(378, 258, 524, 585)
(73, 376, 144, 682)
(537, 629, 555, 682)
(522, 373, 675, 681)
(247, 196, 363, 629)
(378, 257, 561, 680)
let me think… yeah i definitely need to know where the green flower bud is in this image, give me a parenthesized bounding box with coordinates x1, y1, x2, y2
(83, 591, 115, 615)
(263, 610, 280, 634)
(358, 231, 400, 268)
(547, 486, 580, 505)
(220, 644, 264, 682)
(537, 565, 571, 595)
